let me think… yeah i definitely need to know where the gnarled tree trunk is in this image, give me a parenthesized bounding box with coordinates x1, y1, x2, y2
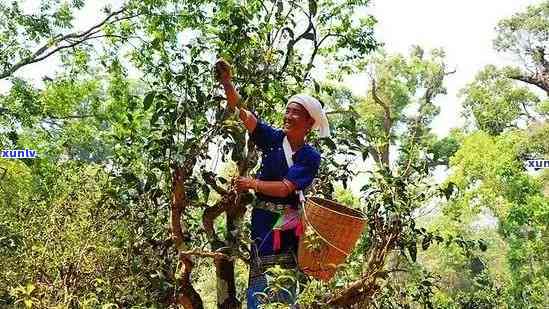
(215, 140, 258, 308)
(171, 165, 203, 309)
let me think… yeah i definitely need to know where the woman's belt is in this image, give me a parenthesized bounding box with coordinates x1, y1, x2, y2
(253, 200, 294, 213)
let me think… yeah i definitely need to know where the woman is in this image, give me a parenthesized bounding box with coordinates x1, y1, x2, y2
(215, 59, 329, 308)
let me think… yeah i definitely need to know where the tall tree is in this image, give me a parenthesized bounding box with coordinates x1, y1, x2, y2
(447, 4, 549, 303)
(446, 130, 548, 307)
(494, 1, 549, 94)
(304, 47, 488, 308)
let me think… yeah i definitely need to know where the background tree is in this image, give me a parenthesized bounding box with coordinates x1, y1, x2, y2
(288, 46, 491, 308)
(0, 0, 140, 80)
(494, 0, 549, 94)
(441, 1, 549, 307)
(460, 64, 543, 135)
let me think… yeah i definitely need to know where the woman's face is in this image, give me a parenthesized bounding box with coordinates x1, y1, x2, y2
(283, 102, 314, 136)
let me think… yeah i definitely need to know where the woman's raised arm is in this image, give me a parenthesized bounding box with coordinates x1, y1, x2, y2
(215, 59, 257, 133)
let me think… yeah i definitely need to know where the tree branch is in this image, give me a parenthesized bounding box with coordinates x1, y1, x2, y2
(280, 9, 314, 75)
(304, 25, 320, 82)
(509, 70, 549, 95)
(0, 7, 139, 80)
(171, 166, 204, 308)
(181, 250, 234, 261)
(371, 78, 391, 166)
(371, 79, 391, 129)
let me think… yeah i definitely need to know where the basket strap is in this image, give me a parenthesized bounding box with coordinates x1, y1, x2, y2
(283, 136, 305, 205)
(302, 205, 350, 256)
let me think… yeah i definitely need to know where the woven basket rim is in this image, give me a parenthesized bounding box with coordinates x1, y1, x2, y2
(307, 196, 366, 221)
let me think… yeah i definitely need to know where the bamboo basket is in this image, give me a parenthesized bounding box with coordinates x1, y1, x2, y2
(298, 197, 366, 282)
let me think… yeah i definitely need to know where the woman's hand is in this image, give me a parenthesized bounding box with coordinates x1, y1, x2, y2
(234, 177, 296, 197)
(235, 176, 256, 192)
(215, 58, 233, 85)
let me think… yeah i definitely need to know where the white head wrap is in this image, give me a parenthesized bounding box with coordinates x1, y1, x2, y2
(287, 94, 331, 137)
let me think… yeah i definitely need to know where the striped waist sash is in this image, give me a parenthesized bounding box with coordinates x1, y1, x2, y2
(253, 200, 294, 213)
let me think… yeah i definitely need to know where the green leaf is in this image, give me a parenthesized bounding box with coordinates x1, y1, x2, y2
(302, 32, 315, 41)
(441, 182, 456, 200)
(7, 130, 18, 145)
(309, 0, 318, 17)
(313, 80, 320, 93)
(407, 242, 417, 263)
(276, 275, 296, 283)
(24, 299, 32, 308)
(201, 184, 210, 198)
(276, 0, 283, 19)
(422, 235, 432, 251)
(322, 137, 336, 151)
(143, 92, 156, 110)
(150, 111, 160, 126)
(478, 239, 488, 252)
(196, 87, 206, 105)
(362, 149, 370, 161)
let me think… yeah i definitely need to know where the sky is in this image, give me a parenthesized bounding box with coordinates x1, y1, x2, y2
(349, 0, 541, 137)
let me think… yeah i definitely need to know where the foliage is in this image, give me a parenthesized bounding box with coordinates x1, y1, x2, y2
(0, 0, 547, 308)
(460, 65, 541, 135)
(446, 130, 548, 307)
